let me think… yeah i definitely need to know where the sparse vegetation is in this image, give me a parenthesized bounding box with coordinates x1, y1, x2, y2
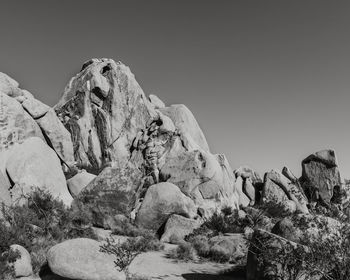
(0, 188, 97, 275)
(168, 241, 195, 261)
(251, 223, 350, 280)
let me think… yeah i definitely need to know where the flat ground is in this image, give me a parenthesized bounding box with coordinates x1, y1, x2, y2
(128, 244, 246, 280)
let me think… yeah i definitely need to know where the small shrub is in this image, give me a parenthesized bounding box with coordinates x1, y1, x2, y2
(0, 188, 97, 275)
(190, 235, 210, 258)
(100, 235, 163, 274)
(221, 206, 234, 216)
(168, 241, 195, 261)
(209, 245, 231, 263)
(0, 248, 20, 279)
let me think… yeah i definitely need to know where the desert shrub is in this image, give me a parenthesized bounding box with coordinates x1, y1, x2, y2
(190, 235, 210, 258)
(0, 188, 97, 275)
(209, 245, 231, 263)
(251, 224, 350, 280)
(100, 235, 163, 275)
(221, 206, 234, 216)
(0, 247, 20, 279)
(112, 219, 153, 238)
(168, 241, 195, 261)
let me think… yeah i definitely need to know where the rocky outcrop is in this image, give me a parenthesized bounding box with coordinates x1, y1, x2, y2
(135, 182, 197, 231)
(47, 238, 126, 280)
(0, 73, 74, 166)
(262, 169, 309, 214)
(6, 137, 73, 205)
(301, 149, 342, 204)
(55, 59, 157, 171)
(63, 59, 241, 230)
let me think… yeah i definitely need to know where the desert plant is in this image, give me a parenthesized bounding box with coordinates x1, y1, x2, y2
(0, 188, 97, 275)
(168, 241, 195, 261)
(250, 223, 350, 280)
(100, 234, 163, 275)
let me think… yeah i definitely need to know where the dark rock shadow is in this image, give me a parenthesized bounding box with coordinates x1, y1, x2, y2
(182, 266, 246, 280)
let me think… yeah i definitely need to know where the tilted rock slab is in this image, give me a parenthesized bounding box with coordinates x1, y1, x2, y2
(6, 137, 73, 206)
(47, 238, 126, 280)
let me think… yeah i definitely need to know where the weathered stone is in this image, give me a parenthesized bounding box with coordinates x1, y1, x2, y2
(67, 170, 96, 198)
(0, 170, 11, 206)
(135, 182, 197, 231)
(160, 214, 202, 243)
(22, 97, 50, 119)
(301, 149, 341, 204)
(0, 93, 44, 152)
(234, 176, 250, 207)
(243, 178, 256, 205)
(149, 94, 165, 108)
(9, 244, 33, 277)
(47, 238, 126, 280)
(6, 137, 73, 206)
(159, 104, 210, 152)
(0, 72, 19, 95)
(76, 163, 143, 228)
(55, 59, 157, 171)
(35, 109, 74, 165)
(234, 166, 262, 185)
(262, 169, 309, 214)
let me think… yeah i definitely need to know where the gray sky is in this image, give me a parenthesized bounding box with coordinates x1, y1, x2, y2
(1, 0, 350, 178)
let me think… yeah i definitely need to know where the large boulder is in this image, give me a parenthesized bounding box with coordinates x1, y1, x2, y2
(47, 238, 126, 280)
(0, 92, 44, 153)
(160, 150, 240, 217)
(272, 214, 342, 244)
(5, 137, 73, 206)
(9, 244, 33, 278)
(35, 109, 74, 165)
(160, 214, 202, 243)
(262, 169, 309, 214)
(301, 149, 342, 204)
(135, 182, 197, 231)
(67, 170, 96, 198)
(75, 163, 143, 228)
(159, 104, 210, 152)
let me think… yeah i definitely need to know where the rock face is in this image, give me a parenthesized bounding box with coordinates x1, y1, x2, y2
(6, 137, 73, 205)
(262, 169, 309, 214)
(47, 238, 126, 280)
(55, 58, 157, 171)
(301, 149, 342, 204)
(135, 182, 197, 230)
(66, 59, 241, 231)
(0, 73, 73, 166)
(10, 244, 33, 278)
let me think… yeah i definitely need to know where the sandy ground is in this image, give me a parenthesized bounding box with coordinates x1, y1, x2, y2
(128, 244, 245, 280)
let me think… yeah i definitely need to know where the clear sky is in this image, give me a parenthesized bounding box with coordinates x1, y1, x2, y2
(1, 1, 350, 178)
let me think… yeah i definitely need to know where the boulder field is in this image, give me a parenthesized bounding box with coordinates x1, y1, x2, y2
(1, 59, 350, 280)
